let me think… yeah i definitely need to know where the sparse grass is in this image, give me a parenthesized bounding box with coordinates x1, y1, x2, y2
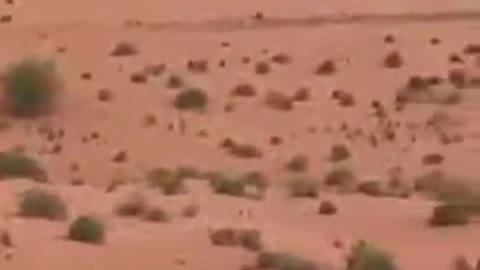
(209, 227, 263, 252)
(287, 177, 319, 198)
(110, 42, 138, 57)
(429, 202, 470, 227)
(318, 200, 338, 215)
(256, 251, 318, 270)
(265, 90, 293, 111)
(18, 188, 67, 221)
(3, 58, 60, 117)
(147, 167, 185, 195)
(285, 154, 309, 172)
(68, 215, 105, 244)
(0, 151, 47, 182)
(174, 88, 209, 111)
(115, 191, 146, 217)
(347, 241, 397, 270)
(329, 144, 351, 162)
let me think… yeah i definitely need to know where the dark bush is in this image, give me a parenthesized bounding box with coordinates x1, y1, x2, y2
(429, 203, 470, 227)
(318, 200, 338, 215)
(19, 188, 67, 221)
(285, 154, 309, 172)
(68, 215, 105, 244)
(174, 88, 208, 111)
(0, 151, 47, 182)
(287, 177, 319, 198)
(348, 241, 397, 270)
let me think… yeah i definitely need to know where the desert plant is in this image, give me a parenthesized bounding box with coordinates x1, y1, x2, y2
(422, 153, 444, 165)
(287, 177, 319, 198)
(315, 60, 336, 75)
(228, 143, 262, 159)
(285, 154, 310, 172)
(292, 87, 310, 102)
(209, 227, 238, 246)
(166, 74, 184, 89)
(414, 170, 477, 202)
(383, 51, 403, 69)
(256, 251, 318, 270)
(174, 88, 208, 111)
(318, 200, 338, 215)
(68, 215, 105, 244)
(242, 171, 269, 199)
(143, 206, 169, 222)
(0, 151, 47, 182)
(429, 202, 470, 227)
(182, 204, 199, 218)
(147, 167, 185, 195)
(3, 58, 60, 117)
(255, 61, 271, 75)
(18, 188, 67, 221)
(329, 144, 351, 162)
(110, 42, 138, 56)
(231, 83, 257, 97)
(271, 53, 292, 64)
(451, 255, 474, 270)
(115, 191, 146, 217)
(174, 165, 202, 180)
(348, 241, 397, 270)
(324, 167, 355, 187)
(238, 229, 263, 251)
(357, 181, 384, 197)
(210, 173, 246, 197)
(264, 90, 293, 111)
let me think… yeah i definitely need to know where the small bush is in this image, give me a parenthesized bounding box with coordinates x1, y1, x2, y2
(238, 229, 263, 251)
(324, 167, 355, 187)
(210, 174, 246, 197)
(429, 203, 470, 227)
(292, 87, 310, 102)
(182, 204, 199, 218)
(187, 59, 208, 73)
(332, 90, 355, 107)
(315, 60, 336, 75)
(265, 90, 293, 111)
(422, 153, 444, 165)
(174, 88, 209, 111)
(357, 181, 384, 197)
(18, 188, 67, 221)
(255, 61, 271, 75)
(209, 227, 238, 246)
(287, 177, 319, 198)
(166, 74, 184, 89)
(0, 151, 47, 182)
(110, 42, 138, 57)
(318, 200, 338, 215)
(329, 144, 351, 162)
(228, 143, 262, 159)
(271, 53, 292, 65)
(209, 227, 263, 251)
(143, 206, 169, 222)
(256, 251, 318, 270)
(3, 58, 60, 117)
(285, 154, 309, 172)
(348, 241, 397, 270)
(147, 167, 185, 195)
(413, 170, 476, 202)
(174, 165, 202, 180)
(68, 216, 105, 244)
(231, 83, 257, 97)
(383, 51, 403, 69)
(463, 43, 480, 54)
(115, 192, 146, 217)
(242, 171, 269, 199)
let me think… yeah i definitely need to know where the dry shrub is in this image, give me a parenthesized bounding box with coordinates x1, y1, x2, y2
(187, 59, 209, 73)
(265, 90, 293, 111)
(329, 144, 351, 162)
(285, 154, 310, 172)
(166, 74, 184, 89)
(110, 42, 138, 57)
(324, 167, 355, 187)
(182, 204, 199, 218)
(228, 143, 263, 159)
(448, 69, 467, 89)
(384, 34, 395, 44)
(174, 88, 209, 111)
(398, 75, 462, 105)
(130, 72, 147, 83)
(331, 90, 355, 107)
(18, 187, 67, 221)
(463, 43, 480, 54)
(357, 181, 384, 197)
(210, 173, 246, 197)
(68, 216, 105, 244)
(143, 206, 169, 222)
(315, 60, 336, 75)
(318, 200, 338, 215)
(271, 53, 292, 65)
(429, 202, 470, 227)
(255, 61, 271, 75)
(383, 51, 403, 69)
(451, 255, 474, 270)
(422, 153, 444, 165)
(414, 170, 479, 202)
(209, 227, 263, 251)
(231, 83, 257, 97)
(115, 191, 146, 217)
(97, 88, 114, 102)
(287, 177, 319, 198)
(292, 87, 310, 102)
(347, 241, 397, 270)
(449, 53, 464, 64)
(256, 251, 319, 270)
(0, 151, 47, 182)
(209, 171, 268, 199)
(147, 167, 186, 195)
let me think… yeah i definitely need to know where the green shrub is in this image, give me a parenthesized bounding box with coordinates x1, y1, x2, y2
(68, 216, 105, 244)
(0, 151, 47, 182)
(429, 203, 470, 227)
(348, 241, 397, 270)
(174, 88, 208, 111)
(209, 227, 238, 246)
(256, 251, 318, 270)
(287, 177, 319, 198)
(147, 167, 185, 195)
(3, 58, 60, 117)
(18, 188, 67, 221)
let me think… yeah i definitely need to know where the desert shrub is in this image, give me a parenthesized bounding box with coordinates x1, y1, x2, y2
(292, 87, 310, 102)
(3, 58, 60, 117)
(68, 216, 105, 244)
(422, 153, 444, 165)
(143, 206, 169, 222)
(285, 154, 309, 172)
(147, 167, 185, 195)
(324, 167, 355, 187)
(187, 59, 209, 73)
(357, 181, 384, 197)
(332, 90, 355, 107)
(256, 251, 318, 270)
(255, 61, 271, 75)
(115, 191, 146, 217)
(210, 173, 246, 197)
(429, 202, 470, 227)
(315, 60, 336, 75)
(329, 144, 351, 162)
(174, 88, 208, 111)
(209, 227, 263, 251)
(238, 229, 263, 251)
(463, 43, 480, 54)
(264, 90, 293, 111)
(348, 241, 397, 270)
(318, 200, 338, 215)
(287, 177, 319, 198)
(110, 42, 138, 56)
(18, 188, 67, 221)
(166, 74, 184, 89)
(451, 255, 474, 270)
(174, 165, 202, 180)
(209, 227, 238, 246)
(182, 204, 199, 218)
(242, 171, 269, 199)
(271, 53, 292, 64)
(231, 83, 257, 97)
(228, 143, 262, 159)
(406, 75, 429, 90)
(413, 170, 477, 202)
(0, 151, 47, 182)
(383, 51, 403, 69)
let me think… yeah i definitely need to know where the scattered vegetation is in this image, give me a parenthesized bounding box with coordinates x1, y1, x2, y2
(147, 167, 186, 195)
(110, 42, 138, 57)
(347, 241, 397, 270)
(315, 60, 336, 75)
(422, 153, 444, 165)
(383, 51, 403, 69)
(182, 204, 199, 218)
(115, 191, 147, 217)
(231, 83, 257, 97)
(227, 142, 263, 159)
(324, 166, 356, 187)
(255, 61, 271, 75)
(292, 87, 310, 102)
(264, 90, 293, 111)
(429, 202, 470, 227)
(287, 177, 319, 198)
(142, 206, 170, 222)
(18, 187, 67, 221)
(318, 200, 338, 215)
(209, 227, 263, 252)
(187, 59, 209, 73)
(357, 181, 384, 197)
(174, 88, 209, 111)
(271, 53, 292, 65)
(331, 90, 355, 107)
(166, 74, 184, 89)
(3, 58, 61, 117)
(68, 215, 105, 244)
(209, 171, 268, 199)
(0, 151, 47, 182)
(255, 251, 319, 270)
(329, 144, 351, 162)
(285, 154, 310, 172)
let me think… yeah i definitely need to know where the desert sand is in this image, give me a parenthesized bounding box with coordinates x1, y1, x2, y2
(1, 0, 480, 269)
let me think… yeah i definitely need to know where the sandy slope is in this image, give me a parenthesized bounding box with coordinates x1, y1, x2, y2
(0, 0, 480, 269)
